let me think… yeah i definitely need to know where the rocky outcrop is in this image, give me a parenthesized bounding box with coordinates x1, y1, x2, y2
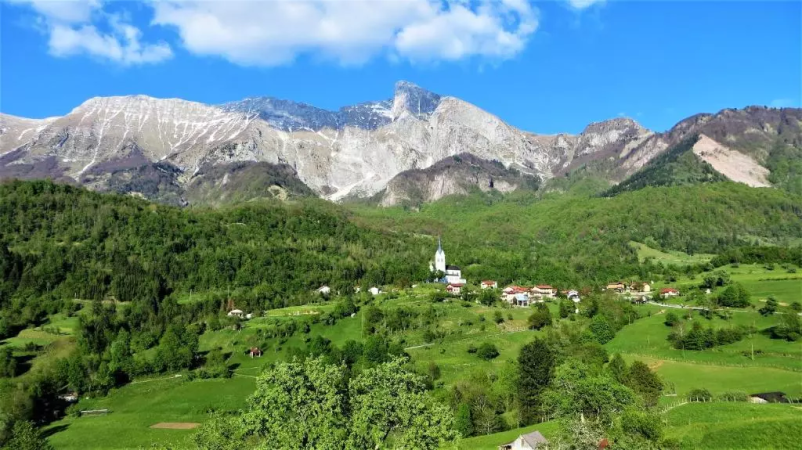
(378, 153, 539, 206)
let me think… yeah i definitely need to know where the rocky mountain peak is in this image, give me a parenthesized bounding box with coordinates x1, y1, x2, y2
(392, 80, 441, 120)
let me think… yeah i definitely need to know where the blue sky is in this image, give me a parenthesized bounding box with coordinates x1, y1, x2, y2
(1, 0, 800, 134)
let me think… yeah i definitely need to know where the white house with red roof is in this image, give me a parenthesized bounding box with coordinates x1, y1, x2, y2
(481, 280, 498, 289)
(531, 284, 555, 299)
(660, 287, 680, 298)
(446, 283, 464, 295)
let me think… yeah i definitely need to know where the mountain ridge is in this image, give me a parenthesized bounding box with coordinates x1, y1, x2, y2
(1, 81, 799, 206)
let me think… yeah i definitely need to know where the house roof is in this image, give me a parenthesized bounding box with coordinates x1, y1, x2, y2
(535, 284, 553, 289)
(446, 265, 461, 270)
(515, 293, 529, 301)
(661, 288, 679, 293)
(521, 431, 548, 448)
(482, 280, 496, 285)
(447, 283, 464, 288)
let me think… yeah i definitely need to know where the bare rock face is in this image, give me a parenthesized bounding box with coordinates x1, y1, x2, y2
(378, 153, 539, 207)
(1, 82, 799, 205)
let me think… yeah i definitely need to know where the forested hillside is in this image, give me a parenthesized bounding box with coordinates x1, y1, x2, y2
(352, 182, 802, 286)
(0, 180, 430, 337)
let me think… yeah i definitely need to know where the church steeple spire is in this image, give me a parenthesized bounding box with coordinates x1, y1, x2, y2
(438, 236, 442, 251)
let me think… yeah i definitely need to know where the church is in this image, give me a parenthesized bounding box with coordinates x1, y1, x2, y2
(430, 238, 466, 285)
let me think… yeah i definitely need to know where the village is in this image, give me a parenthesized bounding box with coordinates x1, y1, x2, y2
(429, 238, 682, 308)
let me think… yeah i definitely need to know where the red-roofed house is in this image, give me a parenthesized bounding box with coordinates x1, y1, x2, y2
(447, 283, 464, 296)
(503, 286, 529, 304)
(481, 280, 498, 290)
(660, 288, 680, 298)
(531, 284, 555, 299)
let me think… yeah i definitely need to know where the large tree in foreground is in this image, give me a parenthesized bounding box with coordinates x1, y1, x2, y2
(194, 357, 456, 449)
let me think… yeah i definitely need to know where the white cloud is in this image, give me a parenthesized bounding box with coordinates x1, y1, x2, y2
(151, 0, 538, 66)
(8, 0, 172, 65)
(566, 0, 606, 10)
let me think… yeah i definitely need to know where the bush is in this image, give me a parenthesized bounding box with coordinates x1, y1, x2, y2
(718, 391, 748, 402)
(687, 388, 713, 402)
(476, 342, 499, 360)
(527, 304, 552, 331)
(467, 344, 478, 354)
(494, 311, 504, 324)
(664, 312, 679, 327)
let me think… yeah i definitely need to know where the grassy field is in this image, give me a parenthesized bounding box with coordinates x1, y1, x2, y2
(45, 376, 256, 450)
(456, 420, 560, 449)
(630, 241, 715, 266)
(606, 309, 802, 371)
(664, 402, 802, 449)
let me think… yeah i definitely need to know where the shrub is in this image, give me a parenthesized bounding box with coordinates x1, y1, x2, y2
(718, 391, 748, 402)
(494, 311, 504, 324)
(664, 312, 679, 327)
(476, 342, 500, 360)
(467, 344, 478, 354)
(687, 388, 713, 402)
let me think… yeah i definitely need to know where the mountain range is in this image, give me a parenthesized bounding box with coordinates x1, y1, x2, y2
(1, 81, 800, 206)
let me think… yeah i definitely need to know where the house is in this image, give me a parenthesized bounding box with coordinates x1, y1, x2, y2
(630, 282, 651, 293)
(606, 282, 626, 293)
(249, 347, 262, 358)
(503, 286, 529, 304)
(660, 288, 680, 298)
(317, 285, 331, 295)
(499, 430, 548, 450)
(446, 283, 464, 296)
(227, 309, 244, 318)
(445, 265, 466, 285)
(369, 287, 380, 296)
(481, 280, 498, 289)
(514, 293, 531, 307)
(531, 284, 555, 299)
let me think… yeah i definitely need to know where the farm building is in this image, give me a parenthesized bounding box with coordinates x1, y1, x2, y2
(227, 309, 244, 318)
(499, 430, 548, 450)
(606, 282, 626, 293)
(249, 347, 262, 358)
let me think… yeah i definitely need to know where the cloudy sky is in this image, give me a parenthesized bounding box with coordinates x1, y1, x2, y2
(2, 0, 800, 133)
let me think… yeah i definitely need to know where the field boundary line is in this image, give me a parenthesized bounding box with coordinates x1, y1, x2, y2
(619, 353, 802, 372)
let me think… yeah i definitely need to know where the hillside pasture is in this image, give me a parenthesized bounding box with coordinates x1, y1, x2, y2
(45, 376, 256, 450)
(664, 402, 802, 449)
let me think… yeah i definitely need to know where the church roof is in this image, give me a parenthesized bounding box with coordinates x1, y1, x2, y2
(446, 265, 460, 270)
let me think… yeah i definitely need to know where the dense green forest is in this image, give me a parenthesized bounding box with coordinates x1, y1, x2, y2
(0, 180, 431, 337)
(352, 181, 802, 286)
